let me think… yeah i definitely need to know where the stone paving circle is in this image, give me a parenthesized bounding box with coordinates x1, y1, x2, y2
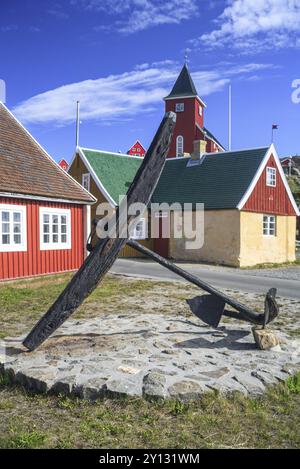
(1, 312, 300, 401)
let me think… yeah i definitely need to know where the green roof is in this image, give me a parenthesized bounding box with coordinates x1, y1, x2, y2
(152, 148, 268, 209)
(165, 64, 198, 99)
(81, 149, 142, 204)
(80, 147, 269, 210)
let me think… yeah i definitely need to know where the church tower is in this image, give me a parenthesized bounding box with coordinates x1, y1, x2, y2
(164, 64, 224, 158)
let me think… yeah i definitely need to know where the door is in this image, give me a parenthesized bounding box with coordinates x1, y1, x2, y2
(153, 212, 169, 258)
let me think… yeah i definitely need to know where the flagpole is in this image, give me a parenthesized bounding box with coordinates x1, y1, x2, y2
(76, 101, 80, 148)
(228, 84, 232, 151)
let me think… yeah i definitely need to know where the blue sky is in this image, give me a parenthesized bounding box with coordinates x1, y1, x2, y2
(0, 0, 300, 162)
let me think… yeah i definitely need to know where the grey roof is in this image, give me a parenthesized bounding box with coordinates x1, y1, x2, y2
(165, 64, 198, 99)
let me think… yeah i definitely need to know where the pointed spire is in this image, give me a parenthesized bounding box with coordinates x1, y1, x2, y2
(165, 64, 198, 99)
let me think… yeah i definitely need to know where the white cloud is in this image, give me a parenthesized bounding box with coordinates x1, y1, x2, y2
(13, 61, 276, 125)
(0, 24, 18, 33)
(71, 0, 199, 33)
(194, 0, 300, 52)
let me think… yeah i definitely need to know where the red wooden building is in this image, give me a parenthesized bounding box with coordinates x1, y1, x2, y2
(58, 158, 69, 171)
(0, 103, 95, 281)
(164, 64, 225, 157)
(127, 140, 146, 157)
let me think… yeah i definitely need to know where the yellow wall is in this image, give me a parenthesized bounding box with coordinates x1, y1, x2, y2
(68, 153, 152, 257)
(169, 210, 296, 267)
(240, 211, 296, 266)
(169, 210, 241, 266)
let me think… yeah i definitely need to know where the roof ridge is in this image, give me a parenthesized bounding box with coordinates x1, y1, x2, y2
(80, 147, 144, 160)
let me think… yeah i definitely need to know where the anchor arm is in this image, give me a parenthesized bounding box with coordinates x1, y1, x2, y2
(127, 239, 278, 327)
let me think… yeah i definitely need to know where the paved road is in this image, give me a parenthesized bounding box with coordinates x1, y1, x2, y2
(111, 259, 300, 300)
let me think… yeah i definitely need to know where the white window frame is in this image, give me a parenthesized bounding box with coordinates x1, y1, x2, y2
(40, 207, 71, 251)
(176, 135, 184, 157)
(198, 105, 202, 116)
(82, 173, 91, 192)
(0, 204, 27, 253)
(132, 218, 147, 240)
(266, 167, 276, 187)
(263, 215, 276, 236)
(175, 103, 185, 113)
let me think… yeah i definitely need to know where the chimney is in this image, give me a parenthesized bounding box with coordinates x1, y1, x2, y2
(191, 139, 207, 160)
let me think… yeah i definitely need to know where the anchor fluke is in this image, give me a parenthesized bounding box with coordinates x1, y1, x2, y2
(187, 295, 225, 328)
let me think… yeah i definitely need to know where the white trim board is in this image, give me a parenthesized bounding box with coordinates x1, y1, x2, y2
(77, 147, 117, 207)
(0, 103, 96, 204)
(79, 146, 144, 160)
(237, 144, 300, 216)
(0, 191, 92, 205)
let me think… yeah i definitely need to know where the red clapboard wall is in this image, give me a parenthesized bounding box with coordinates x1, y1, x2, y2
(0, 197, 84, 281)
(243, 154, 296, 216)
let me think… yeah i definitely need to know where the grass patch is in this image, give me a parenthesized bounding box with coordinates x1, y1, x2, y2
(0, 273, 176, 338)
(0, 376, 299, 448)
(242, 259, 300, 270)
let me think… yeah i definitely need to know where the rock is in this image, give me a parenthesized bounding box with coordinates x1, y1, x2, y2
(200, 367, 230, 379)
(168, 380, 204, 401)
(233, 373, 265, 395)
(117, 365, 141, 375)
(75, 377, 107, 400)
(106, 379, 141, 398)
(142, 371, 166, 399)
(252, 327, 281, 350)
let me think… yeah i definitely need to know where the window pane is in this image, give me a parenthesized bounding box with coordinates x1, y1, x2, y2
(43, 214, 50, 223)
(2, 234, 9, 244)
(2, 211, 9, 222)
(61, 224, 67, 234)
(13, 212, 21, 222)
(14, 234, 21, 244)
(43, 224, 49, 233)
(13, 224, 21, 234)
(2, 223, 9, 234)
(53, 234, 59, 243)
(53, 224, 58, 234)
(61, 234, 67, 243)
(52, 215, 59, 224)
(61, 215, 67, 225)
(43, 234, 50, 243)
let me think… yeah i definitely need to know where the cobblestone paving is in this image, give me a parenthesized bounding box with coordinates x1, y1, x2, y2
(1, 290, 299, 402)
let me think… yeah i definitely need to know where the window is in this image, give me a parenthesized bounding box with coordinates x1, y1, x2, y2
(175, 103, 184, 113)
(132, 218, 147, 240)
(82, 173, 90, 192)
(0, 204, 27, 252)
(176, 135, 184, 157)
(266, 167, 276, 187)
(199, 105, 202, 116)
(263, 215, 276, 236)
(40, 208, 71, 250)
